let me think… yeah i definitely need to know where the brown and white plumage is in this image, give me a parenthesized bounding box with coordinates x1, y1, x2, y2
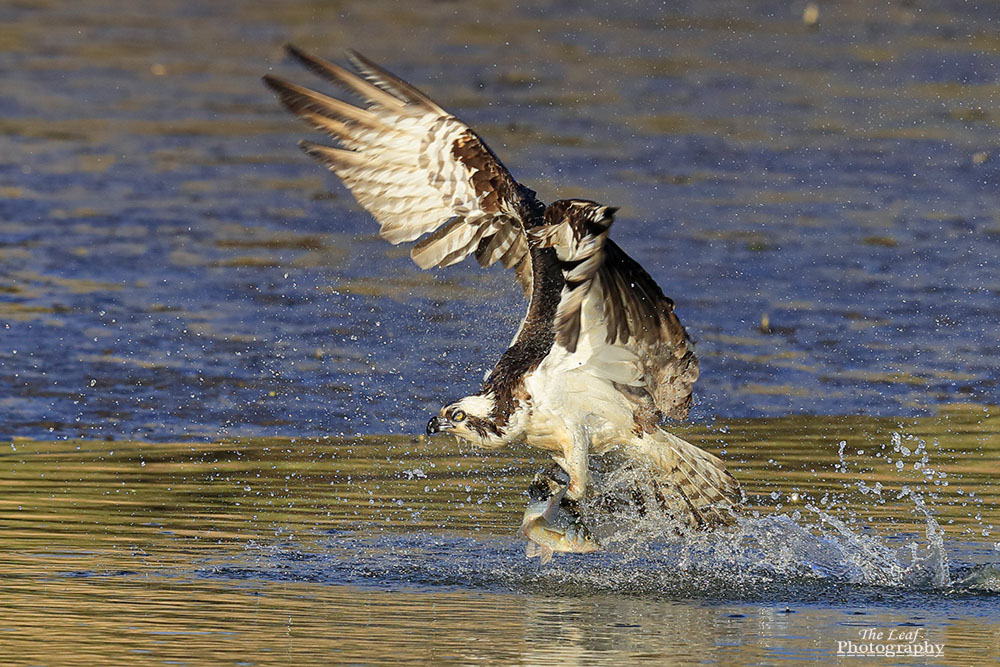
(265, 45, 740, 537)
(264, 46, 539, 293)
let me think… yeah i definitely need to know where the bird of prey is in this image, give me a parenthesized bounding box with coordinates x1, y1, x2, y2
(264, 45, 741, 529)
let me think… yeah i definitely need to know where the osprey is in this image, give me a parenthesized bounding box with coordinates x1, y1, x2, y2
(265, 45, 741, 529)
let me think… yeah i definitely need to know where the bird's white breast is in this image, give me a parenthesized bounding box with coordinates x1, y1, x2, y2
(521, 343, 637, 456)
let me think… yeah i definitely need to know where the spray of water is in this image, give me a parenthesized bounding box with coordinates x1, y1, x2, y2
(221, 430, 998, 599)
(543, 429, 970, 592)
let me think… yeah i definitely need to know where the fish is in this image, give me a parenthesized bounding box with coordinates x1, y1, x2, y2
(519, 468, 600, 564)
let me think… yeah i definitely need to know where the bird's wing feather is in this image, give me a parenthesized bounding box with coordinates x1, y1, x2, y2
(599, 242, 699, 420)
(530, 204, 699, 420)
(264, 45, 540, 295)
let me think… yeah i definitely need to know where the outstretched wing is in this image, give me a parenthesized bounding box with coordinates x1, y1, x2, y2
(531, 200, 699, 420)
(264, 45, 541, 294)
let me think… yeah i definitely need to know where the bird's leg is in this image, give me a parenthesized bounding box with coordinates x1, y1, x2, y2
(535, 460, 585, 520)
(563, 435, 590, 501)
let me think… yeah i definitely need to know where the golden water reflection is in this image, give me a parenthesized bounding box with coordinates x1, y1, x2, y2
(2, 410, 999, 664)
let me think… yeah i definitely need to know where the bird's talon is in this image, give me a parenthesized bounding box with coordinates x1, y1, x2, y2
(559, 497, 583, 520)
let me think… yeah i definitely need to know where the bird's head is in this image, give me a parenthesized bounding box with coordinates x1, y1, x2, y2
(426, 394, 505, 449)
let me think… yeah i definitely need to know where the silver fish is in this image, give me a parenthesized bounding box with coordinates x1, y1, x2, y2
(519, 471, 599, 564)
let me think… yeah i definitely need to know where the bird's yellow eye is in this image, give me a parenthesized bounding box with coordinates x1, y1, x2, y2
(451, 409, 466, 422)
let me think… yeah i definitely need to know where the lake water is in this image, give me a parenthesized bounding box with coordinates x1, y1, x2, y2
(2, 1, 999, 664)
(3, 415, 999, 664)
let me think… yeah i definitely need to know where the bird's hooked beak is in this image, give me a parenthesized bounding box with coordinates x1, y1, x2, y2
(427, 410, 460, 436)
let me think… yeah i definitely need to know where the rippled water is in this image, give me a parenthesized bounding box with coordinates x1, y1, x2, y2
(3, 413, 999, 663)
(4, 1, 1000, 439)
(3, 1, 1000, 664)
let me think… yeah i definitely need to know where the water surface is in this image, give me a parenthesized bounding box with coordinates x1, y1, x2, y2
(4, 1, 1000, 439)
(3, 412, 999, 664)
(3, 1, 1000, 664)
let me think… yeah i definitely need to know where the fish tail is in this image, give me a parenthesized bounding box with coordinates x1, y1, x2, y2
(525, 541, 556, 564)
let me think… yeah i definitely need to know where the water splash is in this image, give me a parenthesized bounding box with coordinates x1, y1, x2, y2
(217, 522, 995, 605)
(564, 430, 958, 591)
(191, 429, 997, 600)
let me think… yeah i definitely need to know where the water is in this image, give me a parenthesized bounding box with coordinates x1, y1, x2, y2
(3, 415, 999, 663)
(2, 1, 1000, 664)
(5, 1, 1000, 439)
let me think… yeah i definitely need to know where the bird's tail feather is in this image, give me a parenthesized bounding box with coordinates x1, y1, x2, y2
(625, 429, 742, 528)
